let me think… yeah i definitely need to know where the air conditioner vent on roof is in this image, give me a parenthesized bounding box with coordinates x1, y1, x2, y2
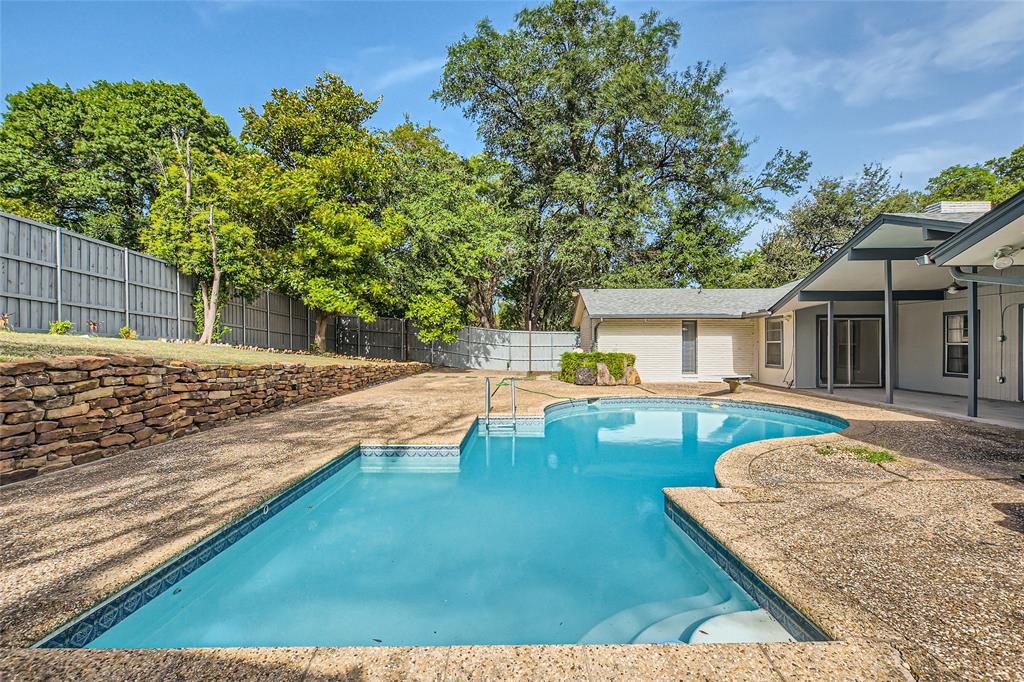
(923, 201, 991, 214)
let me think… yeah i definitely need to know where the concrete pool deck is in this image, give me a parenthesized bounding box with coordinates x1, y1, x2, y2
(1, 368, 1021, 680)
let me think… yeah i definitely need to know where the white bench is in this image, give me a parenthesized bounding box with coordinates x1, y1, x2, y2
(722, 375, 752, 393)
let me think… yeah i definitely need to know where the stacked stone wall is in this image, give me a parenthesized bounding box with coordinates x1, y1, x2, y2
(0, 356, 428, 485)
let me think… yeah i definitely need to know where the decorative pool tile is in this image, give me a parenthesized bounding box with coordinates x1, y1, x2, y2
(663, 497, 829, 643)
(359, 444, 461, 472)
(592, 397, 848, 429)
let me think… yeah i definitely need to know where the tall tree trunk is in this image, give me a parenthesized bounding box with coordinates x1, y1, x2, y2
(197, 271, 222, 344)
(313, 311, 332, 352)
(197, 205, 220, 344)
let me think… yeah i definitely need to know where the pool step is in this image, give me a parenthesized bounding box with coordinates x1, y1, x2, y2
(577, 587, 729, 644)
(632, 594, 747, 644)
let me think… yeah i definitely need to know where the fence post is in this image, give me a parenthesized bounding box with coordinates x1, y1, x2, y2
(265, 289, 271, 348)
(123, 248, 130, 330)
(288, 298, 293, 350)
(401, 319, 407, 361)
(174, 271, 181, 340)
(241, 297, 247, 346)
(54, 226, 62, 322)
(356, 317, 362, 356)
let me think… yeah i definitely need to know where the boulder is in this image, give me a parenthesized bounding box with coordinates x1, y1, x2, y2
(574, 367, 596, 386)
(596, 362, 615, 386)
(625, 365, 642, 385)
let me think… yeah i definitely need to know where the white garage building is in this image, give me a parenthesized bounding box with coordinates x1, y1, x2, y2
(571, 285, 796, 383)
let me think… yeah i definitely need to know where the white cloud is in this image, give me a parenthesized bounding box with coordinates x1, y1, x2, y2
(371, 56, 446, 92)
(727, 2, 1024, 111)
(882, 84, 1024, 133)
(881, 143, 988, 180)
(935, 2, 1024, 70)
(727, 48, 833, 111)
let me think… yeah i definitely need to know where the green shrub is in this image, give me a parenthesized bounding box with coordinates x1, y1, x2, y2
(559, 351, 636, 383)
(48, 320, 73, 335)
(119, 325, 138, 340)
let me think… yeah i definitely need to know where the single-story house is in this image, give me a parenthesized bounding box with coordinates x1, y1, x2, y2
(572, 193, 1024, 423)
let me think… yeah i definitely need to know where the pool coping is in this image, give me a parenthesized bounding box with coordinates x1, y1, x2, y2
(34, 395, 849, 650)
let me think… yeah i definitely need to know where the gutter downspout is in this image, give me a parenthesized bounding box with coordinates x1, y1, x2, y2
(590, 318, 604, 352)
(950, 266, 1024, 287)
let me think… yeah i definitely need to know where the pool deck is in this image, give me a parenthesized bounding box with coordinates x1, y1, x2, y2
(1, 368, 1021, 681)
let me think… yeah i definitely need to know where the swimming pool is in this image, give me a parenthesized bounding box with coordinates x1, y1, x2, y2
(45, 398, 844, 649)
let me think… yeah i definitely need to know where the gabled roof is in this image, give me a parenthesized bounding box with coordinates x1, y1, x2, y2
(576, 283, 798, 320)
(770, 210, 978, 312)
(925, 189, 1024, 266)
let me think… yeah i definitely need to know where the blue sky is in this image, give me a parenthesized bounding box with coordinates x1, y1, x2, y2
(2, 1, 1023, 246)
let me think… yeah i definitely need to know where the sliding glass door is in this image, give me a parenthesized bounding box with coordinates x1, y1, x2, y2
(817, 317, 883, 387)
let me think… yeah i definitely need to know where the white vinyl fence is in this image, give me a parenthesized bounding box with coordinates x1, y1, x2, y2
(336, 315, 579, 371)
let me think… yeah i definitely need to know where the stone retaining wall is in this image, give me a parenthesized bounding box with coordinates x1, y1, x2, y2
(0, 356, 428, 485)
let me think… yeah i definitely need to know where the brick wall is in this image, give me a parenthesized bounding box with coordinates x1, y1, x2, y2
(0, 356, 428, 485)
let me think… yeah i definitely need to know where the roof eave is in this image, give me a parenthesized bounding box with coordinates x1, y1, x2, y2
(926, 189, 1024, 266)
(769, 211, 957, 313)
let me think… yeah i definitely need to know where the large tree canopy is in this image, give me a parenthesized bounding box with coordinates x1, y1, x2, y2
(744, 164, 920, 287)
(239, 73, 402, 349)
(0, 80, 233, 247)
(435, 0, 808, 328)
(924, 144, 1023, 204)
(384, 122, 523, 340)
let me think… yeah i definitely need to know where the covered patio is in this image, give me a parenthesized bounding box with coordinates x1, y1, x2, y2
(804, 386, 1024, 430)
(771, 200, 1023, 421)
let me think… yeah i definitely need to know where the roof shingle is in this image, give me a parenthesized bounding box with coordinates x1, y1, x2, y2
(577, 282, 798, 318)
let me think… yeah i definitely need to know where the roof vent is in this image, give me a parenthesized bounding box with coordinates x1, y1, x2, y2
(923, 201, 991, 214)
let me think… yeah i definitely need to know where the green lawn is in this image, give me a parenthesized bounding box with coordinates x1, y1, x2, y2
(0, 332, 373, 367)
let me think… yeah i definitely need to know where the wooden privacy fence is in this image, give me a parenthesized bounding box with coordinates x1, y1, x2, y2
(0, 212, 336, 351)
(335, 315, 580, 371)
(1, 211, 578, 369)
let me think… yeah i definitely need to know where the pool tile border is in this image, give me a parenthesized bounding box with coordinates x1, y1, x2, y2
(35, 446, 363, 649)
(664, 496, 829, 643)
(360, 444, 461, 458)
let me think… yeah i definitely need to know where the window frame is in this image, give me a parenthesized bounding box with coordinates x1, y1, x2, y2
(681, 319, 698, 375)
(764, 316, 785, 369)
(943, 310, 970, 378)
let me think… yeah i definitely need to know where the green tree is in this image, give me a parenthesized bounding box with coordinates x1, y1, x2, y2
(749, 163, 920, 286)
(0, 81, 233, 247)
(384, 122, 523, 341)
(925, 145, 1024, 204)
(436, 0, 808, 327)
(143, 138, 264, 343)
(240, 73, 402, 350)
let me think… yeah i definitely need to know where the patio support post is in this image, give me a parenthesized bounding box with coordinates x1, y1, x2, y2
(967, 273, 979, 417)
(827, 300, 834, 394)
(884, 259, 895, 404)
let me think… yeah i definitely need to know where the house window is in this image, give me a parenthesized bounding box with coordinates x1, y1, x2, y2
(765, 317, 784, 368)
(681, 320, 697, 374)
(944, 311, 969, 376)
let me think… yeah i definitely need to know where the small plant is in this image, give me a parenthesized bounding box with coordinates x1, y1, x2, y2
(815, 443, 895, 463)
(119, 325, 138, 340)
(0, 313, 13, 333)
(847, 446, 896, 463)
(309, 341, 322, 354)
(48, 320, 73, 335)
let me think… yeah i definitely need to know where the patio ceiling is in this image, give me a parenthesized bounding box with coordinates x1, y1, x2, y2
(773, 217, 960, 312)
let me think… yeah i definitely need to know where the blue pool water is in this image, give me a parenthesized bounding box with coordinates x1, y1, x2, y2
(87, 400, 842, 648)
